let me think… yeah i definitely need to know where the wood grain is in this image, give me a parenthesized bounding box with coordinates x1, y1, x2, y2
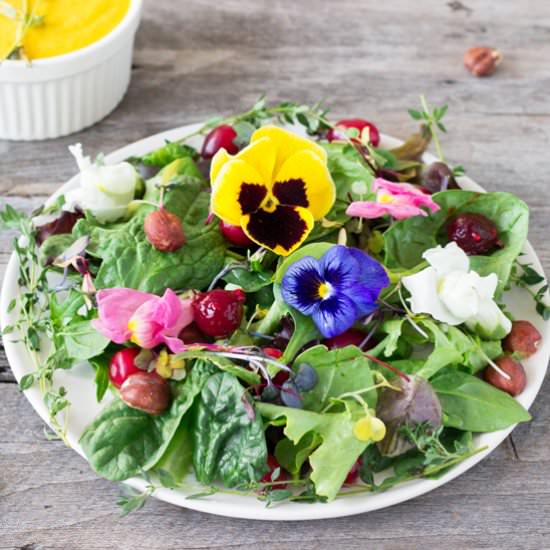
(1, 0, 550, 548)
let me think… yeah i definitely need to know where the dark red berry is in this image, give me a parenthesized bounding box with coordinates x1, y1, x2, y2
(503, 320, 542, 358)
(447, 212, 501, 255)
(324, 328, 372, 350)
(261, 455, 287, 487)
(484, 356, 527, 396)
(109, 348, 142, 388)
(192, 289, 246, 338)
(219, 220, 254, 247)
(201, 124, 239, 159)
(344, 459, 361, 485)
(422, 162, 459, 194)
(327, 118, 380, 146)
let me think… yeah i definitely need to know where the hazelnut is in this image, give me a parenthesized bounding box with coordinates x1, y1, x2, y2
(144, 208, 186, 252)
(120, 371, 171, 415)
(464, 47, 502, 77)
(503, 320, 542, 358)
(484, 356, 526, 397)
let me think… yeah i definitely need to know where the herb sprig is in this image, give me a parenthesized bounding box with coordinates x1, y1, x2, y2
(510, 261, 550, 320)
(408, 95, 448, 162)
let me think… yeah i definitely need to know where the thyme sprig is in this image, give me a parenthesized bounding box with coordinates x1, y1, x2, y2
(510, 261, 550, 320)
(408, 95, 448, 162)
(0, 205, 71, 443)
(0, 0, 44, 63)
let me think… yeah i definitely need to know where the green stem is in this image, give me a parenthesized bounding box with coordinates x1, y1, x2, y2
(420, 95, 445, 162)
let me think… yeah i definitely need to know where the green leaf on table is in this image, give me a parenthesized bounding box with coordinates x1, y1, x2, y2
(293, 345, 377, 411)
(384, 190, 529, 294)
(191, 372, 268, 487)
(257, 402, 368, 501)
(431, 370, 531, 432)
(80, 360, 216, 481)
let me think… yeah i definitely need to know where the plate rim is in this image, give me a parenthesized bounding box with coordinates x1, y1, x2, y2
(2, 122, 549, 521)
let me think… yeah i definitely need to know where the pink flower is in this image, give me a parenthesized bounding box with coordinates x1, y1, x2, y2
(92, 288, 193, 353)
(346, 178, 440, 221)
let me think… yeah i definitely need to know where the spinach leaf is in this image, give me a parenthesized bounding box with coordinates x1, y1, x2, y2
(80, 360, 216, 481)
(384, 191, 529, 293)
(57, 319, 109, 361)
(192, 372, 268, 487)
(73, 164, 226, 294)
(257, 402, 368, 501)
(90, 352, 112, 402)
(431, 370, 531, 432)
(293, 345, 377, 411)
(153, 420, 194, 487)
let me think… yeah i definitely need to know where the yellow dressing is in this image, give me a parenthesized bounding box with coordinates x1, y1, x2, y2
(0, 0, 130, 60)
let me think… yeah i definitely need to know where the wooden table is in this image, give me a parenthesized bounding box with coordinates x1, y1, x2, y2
(2, 1, 550, 548)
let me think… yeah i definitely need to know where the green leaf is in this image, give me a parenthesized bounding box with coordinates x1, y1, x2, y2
(19, 373, 35, 391)
(57, 319, 109, 361)
(408, 109, 423, 120)
(384, 190, 529, 294)
(192, 372, 268, 487)
(274, 432, 321, 478)
(153, 420, 194, 487)
(431, 370, 531, 432)
(293, 345, 377, 411)
(257, 402, 368, 501)
(90, 354, 111, 402)
(141, 141, 197, 167)
(80, 360, 216, 481)
(73, 171, 227, 294)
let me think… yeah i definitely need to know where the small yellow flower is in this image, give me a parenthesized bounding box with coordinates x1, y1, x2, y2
(210, 126, 336, 256)
(155, 349, 186, 379)
(353, 416, 387, 442)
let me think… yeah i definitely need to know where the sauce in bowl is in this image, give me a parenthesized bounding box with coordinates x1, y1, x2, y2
(0, 0, 130, 60)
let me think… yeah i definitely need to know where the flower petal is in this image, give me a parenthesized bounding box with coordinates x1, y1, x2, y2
(281, 256, 325, 316)
(312, 293, 358, 338)
(211, 159, 267, 225)
(241, 205, 314, 256)
(273, 150, 335, 219)
(346, 201, 391, 220)
(152, 290, 194, 337)
(92, 288, 152, 343)
(373, 179, 440, 212)
(251, 125, 327, 175)
(318, 245, 361, 290)
(128, 299, 163, 348)
(402, 267, 464, 325)
(438, 271, 480, 320)
(423, 242, 469, 276)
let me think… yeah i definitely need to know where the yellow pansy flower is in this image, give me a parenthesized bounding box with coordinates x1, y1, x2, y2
(210, 126, 336, 256)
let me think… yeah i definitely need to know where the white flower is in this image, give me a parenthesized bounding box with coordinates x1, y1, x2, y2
(63, 144, 139, 224)
(402, 242, 511, 339)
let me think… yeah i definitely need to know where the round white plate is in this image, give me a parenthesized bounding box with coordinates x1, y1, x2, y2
(2, 123, 549, 520)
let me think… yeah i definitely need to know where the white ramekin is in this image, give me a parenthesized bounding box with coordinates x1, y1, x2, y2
(0, 0, 142, 141)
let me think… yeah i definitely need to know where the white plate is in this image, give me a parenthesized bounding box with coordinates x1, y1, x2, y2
(2, 123, 549, 520)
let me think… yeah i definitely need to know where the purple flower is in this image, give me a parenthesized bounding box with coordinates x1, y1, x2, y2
(281, 245, 389, 338)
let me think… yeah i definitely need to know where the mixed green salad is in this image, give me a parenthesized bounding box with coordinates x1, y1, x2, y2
(2, 97, 548, 512)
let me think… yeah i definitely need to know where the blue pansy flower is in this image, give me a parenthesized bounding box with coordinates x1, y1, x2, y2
(281, 245, 389, 338)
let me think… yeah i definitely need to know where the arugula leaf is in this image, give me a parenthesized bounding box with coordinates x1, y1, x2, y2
(274, 432, 321, 478)
(73, 167, 226, 294)
(191, 372, 268, 487)
(80, 360, 216, 481)
(431, 370, 531, 432)
(257, 402, 368, 501)
(141, 141, 197, 167)
(293, 345, 377, 411)
(384, 191, 529, 294)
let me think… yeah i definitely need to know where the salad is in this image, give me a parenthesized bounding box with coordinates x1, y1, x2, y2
(2, 97, 548, 512)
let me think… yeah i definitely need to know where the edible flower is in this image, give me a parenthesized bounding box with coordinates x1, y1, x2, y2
(346, 178, 440, 221)
(402, 242, 512, 339)
(353, 415, 386, 442)
(92, 288, 193, 353)
(281, 245, 389, 338)
(210, 125, 336, 255)
(63, 144, 139, 224)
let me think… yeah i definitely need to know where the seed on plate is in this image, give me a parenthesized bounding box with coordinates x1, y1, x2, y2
(503, 320, 542, 358)
(120, 371, 172, 415)
(144, 208, 186, 252)
(484, 356, 527, 396)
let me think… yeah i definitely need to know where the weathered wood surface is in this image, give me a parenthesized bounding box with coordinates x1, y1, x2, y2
(1, 0, 550, 548)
